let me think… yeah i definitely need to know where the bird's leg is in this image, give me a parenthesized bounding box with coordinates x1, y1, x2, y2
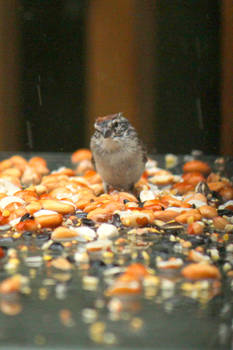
(103, 182, 111, 193)
(128, 183, 140, 199)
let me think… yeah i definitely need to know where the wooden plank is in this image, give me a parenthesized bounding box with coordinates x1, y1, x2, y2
(85, 0, 156, 149)
(220, 0, 233, 155)
(0, 0, 21, 150)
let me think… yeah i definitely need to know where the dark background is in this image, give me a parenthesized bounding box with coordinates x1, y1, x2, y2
(20, 0, 220, 153)
(155, 1, 220, 154)
(20, 0, 87, 152)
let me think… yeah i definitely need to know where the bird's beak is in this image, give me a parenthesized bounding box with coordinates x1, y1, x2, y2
(94, 123, 111, 138)
(102, 129, 111, 138)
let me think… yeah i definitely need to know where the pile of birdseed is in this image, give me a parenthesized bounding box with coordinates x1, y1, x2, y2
(0, 150, 232, 347)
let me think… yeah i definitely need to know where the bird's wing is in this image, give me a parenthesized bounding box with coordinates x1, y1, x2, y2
(91, 155, 96, 171)
(141, 141, 148, 164)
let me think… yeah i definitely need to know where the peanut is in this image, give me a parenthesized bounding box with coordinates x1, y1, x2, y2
(40, 199, 75, 215)
(212, 216, 228, 230)
(181, 263, 221, 280)
(199, 205, 218, 218)
(51, 226, 79, 241)
(175, 209, 202, 224)
(187, 221, 204, 235)
(219, 186, 233, 201)
(0, 275, 22, 294)
(35, 213, 63, 228)
(71, 148, 92, 163)
(183, 160, 211, 175)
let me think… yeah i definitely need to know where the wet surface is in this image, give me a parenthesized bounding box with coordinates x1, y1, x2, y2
(0, 153, 232, 350)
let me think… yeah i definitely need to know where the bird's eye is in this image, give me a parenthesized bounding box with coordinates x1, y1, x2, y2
(113, 121, 119, 128)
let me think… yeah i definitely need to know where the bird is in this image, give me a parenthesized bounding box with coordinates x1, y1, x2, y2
(90, 113, 147, 192)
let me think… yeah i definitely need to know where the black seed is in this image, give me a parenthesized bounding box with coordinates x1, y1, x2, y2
(20, 213, 34, 222)
(211, 191, 222, 201)
(110, 214, 122, 227)
(218, 209, 233, 217)
(49, 242, 64, 251)
(0, 246, 8, 254)
(22, 231, 33, 239)
(67, 256, 75, 263)
(82, 218, 95, 227)
(36, 233, 51, 242)
(91, 260, 106, 268)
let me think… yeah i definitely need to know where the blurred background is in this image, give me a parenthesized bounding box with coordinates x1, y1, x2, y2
(0, 0, 232, 155)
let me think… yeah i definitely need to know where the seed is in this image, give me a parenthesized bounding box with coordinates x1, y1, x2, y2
(139, 189, 156, 202)
(29, 268, 37, 279)
(143, 275, 160, 288)
(217, 208, 233, 217)
(187, 221, 204, 235)
(89, 321, 105, 343)
(223, 263, 232, 272)
(51, 226, 79, 241)
(40, 199, 75, 215)
(157, 258, 183, 269)
(0, 300, 22, 316)
(0, 275, 21, 294)
(165, 154, 178, 169)
(97, 223, 119, 239)
(73, 226, 96, 240)
(150, 171, 174, 185)
(71, 148, 92, 163)
(82, 276, 99, 291)
(199, 205, 218, 218)
(24, 256, 43, 268)
(74, 251, 89, 264)
(86, 239, 112, 252)
(162, 221, 184, 232)
(117, 209, 154, 227)
(102, 251, 114, 264)
(130, 317, 144, 331)
(108, 298, 123, 313)
(183, 160, 211, 174)
(225, 224, 233, 233)
(59, 309, 75, 327)
(219, 186, 233, 201)
(181, 263, 221, 280)
(175, 209, 202, 224)
(38, 287, 48, 300)
(51, 257, 72, 271)
(213, 216, 228, 230)
(35, 212, 63, 228)
(55, 283, 67, 299)
(82, 308, 98, 323)
(195, 181, 211, 197)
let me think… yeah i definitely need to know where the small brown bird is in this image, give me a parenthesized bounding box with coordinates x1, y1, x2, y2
(90, 113, 147, 192)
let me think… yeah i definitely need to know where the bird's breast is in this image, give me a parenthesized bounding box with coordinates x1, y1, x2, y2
(93, 145, 144, 189)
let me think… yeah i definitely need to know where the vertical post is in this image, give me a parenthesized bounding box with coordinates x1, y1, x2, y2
(220, 0, 233, 155)
(0, 0, 21, 150)
(85, 0, 156, 149)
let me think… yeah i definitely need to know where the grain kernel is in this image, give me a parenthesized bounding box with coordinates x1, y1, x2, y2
(213, 216, 228, 230)
(199, 205, 218, 218)
(181, 263, 221, 280)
